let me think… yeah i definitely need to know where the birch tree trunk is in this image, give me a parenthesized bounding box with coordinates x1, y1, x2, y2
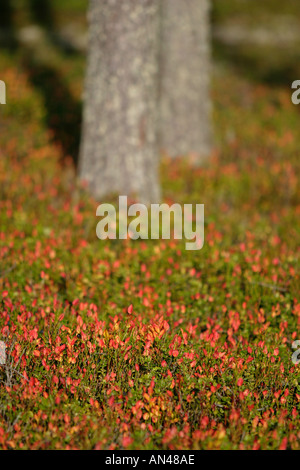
(79, 0, 161, 204)
(159, 0, 212, 161)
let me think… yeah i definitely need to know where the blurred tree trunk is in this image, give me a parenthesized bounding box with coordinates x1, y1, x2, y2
(79, 0, 161, 204)
(159, 0, 212, 161)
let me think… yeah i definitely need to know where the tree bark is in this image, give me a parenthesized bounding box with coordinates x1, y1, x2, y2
(159, 0, 212, 161)
(79, 0, 161, 204)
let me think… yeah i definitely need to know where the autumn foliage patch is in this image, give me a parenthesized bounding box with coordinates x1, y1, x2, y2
(0, 40, 300, 450)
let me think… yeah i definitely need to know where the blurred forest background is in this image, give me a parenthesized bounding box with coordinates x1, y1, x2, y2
(1, 0, 300, 167)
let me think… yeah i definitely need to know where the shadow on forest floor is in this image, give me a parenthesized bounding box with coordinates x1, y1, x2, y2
(27, 0, 55, 29)
(0, 0, 18, 50)
(23, 56, 82, 167)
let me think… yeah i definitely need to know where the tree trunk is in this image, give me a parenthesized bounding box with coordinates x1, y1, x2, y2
(159, 0, 212, 161)
(79, 0, 161, 205)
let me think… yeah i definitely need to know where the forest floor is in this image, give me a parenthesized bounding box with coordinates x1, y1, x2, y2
(0, 0, 300, 450)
